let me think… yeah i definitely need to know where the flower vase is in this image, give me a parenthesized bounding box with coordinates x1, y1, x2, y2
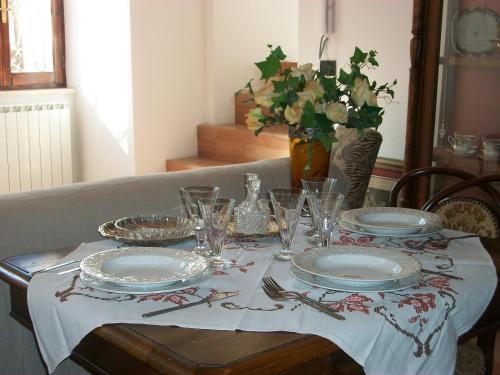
(328, 128, 382, 209)
(289, 129, 331, 188)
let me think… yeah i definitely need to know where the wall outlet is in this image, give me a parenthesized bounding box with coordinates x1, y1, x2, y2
(320, 60, 336, 76)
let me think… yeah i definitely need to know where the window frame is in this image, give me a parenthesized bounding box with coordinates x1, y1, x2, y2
(0, 0, 66, 90)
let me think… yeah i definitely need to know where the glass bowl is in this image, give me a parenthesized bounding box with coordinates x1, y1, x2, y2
(114, 215, 193, 241)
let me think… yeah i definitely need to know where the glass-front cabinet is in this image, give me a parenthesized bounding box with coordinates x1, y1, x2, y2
(434, 0, 500, 178)
(404, 0, 499, 207)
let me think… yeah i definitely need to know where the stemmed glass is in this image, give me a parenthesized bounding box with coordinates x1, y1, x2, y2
(269, 188, 306, 261)
(301, 177, 337, 243)
(199, 198, 235, 268)
(180, 185, 220, 255)
(315, 190, 345, 247)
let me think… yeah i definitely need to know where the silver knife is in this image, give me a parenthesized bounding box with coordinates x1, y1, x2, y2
(31, 259, 81, 276)
(422, 269, 463, 280)
(142, 291, 239, 318)
(57, 267, 81, 275)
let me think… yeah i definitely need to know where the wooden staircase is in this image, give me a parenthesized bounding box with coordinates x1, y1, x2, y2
(165, 92, 290, 172)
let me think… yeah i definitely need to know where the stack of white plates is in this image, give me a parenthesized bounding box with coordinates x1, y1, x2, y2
(80, 247, 210, 294)
(340, 207, 443, 237)
(290, 246, 422, 292)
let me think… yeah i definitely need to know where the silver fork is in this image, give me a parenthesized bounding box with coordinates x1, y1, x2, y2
(263, 276, 337, 310)
(262, 277, 345, 320)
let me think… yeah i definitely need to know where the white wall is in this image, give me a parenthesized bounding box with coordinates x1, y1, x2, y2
(64, 0, 134, 182)
(130, 0, 206, 174)
(205, 0, 299, 124)
(65, 0, 411, 182)
(298, 0, 324, 67)
(334, 0, 412, 160)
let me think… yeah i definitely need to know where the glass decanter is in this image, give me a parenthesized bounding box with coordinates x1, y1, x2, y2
(234, 173, 270, 234)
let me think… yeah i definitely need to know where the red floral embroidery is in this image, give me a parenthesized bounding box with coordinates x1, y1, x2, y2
(136, 287, 201, 303)
(212, 270, 229, 276)
(422, 276, 456, 293)
(397, 293, 436, 313)
(137, 293, 190, 304)
(328, 293, 374, 315)
(335, 234, 380, 247)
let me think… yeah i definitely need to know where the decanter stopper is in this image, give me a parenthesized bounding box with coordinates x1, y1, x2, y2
(234, 173, 270, 234)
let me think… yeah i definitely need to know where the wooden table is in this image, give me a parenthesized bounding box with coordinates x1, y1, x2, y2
(1, 240, 498, 375)
(0, 246, 363, 375)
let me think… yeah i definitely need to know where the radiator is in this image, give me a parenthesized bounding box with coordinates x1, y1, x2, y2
(0, 103, 73, 193)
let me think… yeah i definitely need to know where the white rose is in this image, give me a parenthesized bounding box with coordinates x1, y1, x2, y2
(284, 105, 303, 124)
(352, 77, 371, 107)
(296, 91, 315, 106)
(367, 91, 378, 107)
(254, 80, 276, 107)
(291, 63, 315, 82)
(304, 81, 325, 100)
(314, 101, 327, 113)
(245, 108, 265, 131)
(325, 102, 348, 123)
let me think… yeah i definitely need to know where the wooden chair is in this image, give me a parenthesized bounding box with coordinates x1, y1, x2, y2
(390, 167, 500, 238)
(390, 167, 500, 374)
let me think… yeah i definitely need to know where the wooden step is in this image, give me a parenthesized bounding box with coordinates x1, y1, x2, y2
(165, 157, 234, 172)
(197, 123, 289, 163)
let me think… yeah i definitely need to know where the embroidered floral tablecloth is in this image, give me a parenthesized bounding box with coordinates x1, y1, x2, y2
(27, 222, 497, 374)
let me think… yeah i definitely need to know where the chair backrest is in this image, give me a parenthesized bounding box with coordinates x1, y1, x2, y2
(390, 167, 500, 238)
(431, 196, 499, 238)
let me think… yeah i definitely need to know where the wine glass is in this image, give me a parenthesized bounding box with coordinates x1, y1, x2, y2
(180, 185, 220, 255)
(199, 198, 235, 268)
(301, 177, 337, 242)
(316, 191, 345, 246)
(269, 188, 306, 261)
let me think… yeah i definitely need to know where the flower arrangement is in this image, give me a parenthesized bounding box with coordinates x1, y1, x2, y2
(245, 45, 397, 153)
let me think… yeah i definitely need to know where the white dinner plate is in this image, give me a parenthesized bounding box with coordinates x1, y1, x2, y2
(291, 246, 421, 287)
(290, 266, 422, 293)
(80, 269, 211, 295)
(339, 220, 442, 238)
(80, 247, 209, 286)
(341, 207, 442, 235)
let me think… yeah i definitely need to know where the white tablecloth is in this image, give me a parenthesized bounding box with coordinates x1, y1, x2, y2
(28, 222, 497, 374)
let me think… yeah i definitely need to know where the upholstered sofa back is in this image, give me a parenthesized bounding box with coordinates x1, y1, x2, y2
(0, 158, 289, 375)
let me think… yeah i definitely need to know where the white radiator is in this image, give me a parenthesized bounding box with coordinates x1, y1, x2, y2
(0, 103, 73, 193)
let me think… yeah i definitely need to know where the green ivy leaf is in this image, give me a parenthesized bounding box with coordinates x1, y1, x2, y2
(315, 130, 334, 152)
(255, 55, 280, 80)
(319, 75, 337, 99)
(288, 76, 300, 91)
(368, 56, 379, 67)
(315, 112, 333, 132)
(271, 46, 286, 61)
(245, 80, 254, 95)
(272, 80, 287, 93)
(286, 91, 299, 106)
(351, 47, 368, 66)
(301, 101, 317, 127)
(338, 69, 350, 85)
(272, 93, 287, 107)
(254, 127, 264, 136)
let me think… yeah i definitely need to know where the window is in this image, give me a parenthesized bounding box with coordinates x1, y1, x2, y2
(0, 0, 65, 90)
